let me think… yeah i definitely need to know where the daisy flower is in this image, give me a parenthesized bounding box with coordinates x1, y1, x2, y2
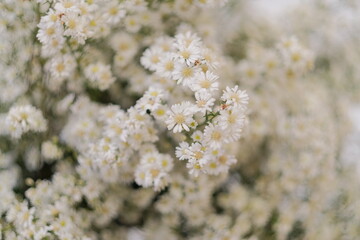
(165, 102, 196, 133)
(155, 53, 176, 78)
(190, 71, 219, 92)
(174, 31, 202, 48)
(216, 108, 246, 130)
(188, 142, 206, 162)
(172, 62, 200, 87)
(141, 47, 163, 71)
(175, 142, 191, 161)
(203, 123, 226, 149)
(195, 90, 215, 113)
(221, 85, 249, 109)
(186, 159, 203, 177)
(176, 42, 202, 66)
(191, 130, 203, 142)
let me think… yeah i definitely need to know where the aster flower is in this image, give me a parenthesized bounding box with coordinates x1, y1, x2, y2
(195, 90, 216, 113)
(172, 62, 200, 86)
(216, 108, 246, 130)
(155, 53, 176, 78)
(203, 123, 226, 149)
(140, 47, 163, 71)
(190, 71, 219, 92)
(85, 63, 116, 90)
(6, 105, 47, 139)
(221, 86, 249, 109)
(175, 142, 191, 160)
(176, 42, 202, 66)
(165, 102, 196, 133)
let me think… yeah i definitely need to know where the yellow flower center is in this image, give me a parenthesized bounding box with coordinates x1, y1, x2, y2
(102, 145, 110, 151)
(46, 27, 55, 36)
(151, 55, 159, 64)
(194, 151, 203, 160)
(156, 108, 165, 116)
(165, 61, 174, 71)
(119, 43, 129, 51)
(174, 114, 185, 124)
(209, 162, 217, 169)
(211, 131, 222, 141)
(200, 80, 211, 89)
(180, 50, 190, 59)
(292, 53, 301, 62)
(109, 7, 118, 15)
(151, 169, 160, 177)
(67, 19, 76, 29)
(182, 67, 193, 78)
(56, 63, 65, 72)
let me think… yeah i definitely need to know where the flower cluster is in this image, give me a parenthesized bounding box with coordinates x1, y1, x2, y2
(140, 32, 249, 176)
(0, 0, 359, 239)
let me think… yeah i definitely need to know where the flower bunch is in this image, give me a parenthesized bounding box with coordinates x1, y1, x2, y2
(140, 32, 249, 176)
(0, 0, 359, 239)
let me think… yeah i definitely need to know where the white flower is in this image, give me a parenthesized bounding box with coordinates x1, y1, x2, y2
(54, 0, 80, 14)
(62, 12, 87, 36)
(90, 138, 118, 164)
(190, 71, 219, 92)
(188, 142, 206, 162)
(153, 173, 170, 191)
(186, 159, 203, 177)
(85, 63, 116, 90)
(41, 141, 63, 161)
(104, 1, 126, 25)
(175, 141, 191, 160)
(6, 105, 47, 139)
(135, 152, 173, 190)
(203, 123, 226, 149)
(202, 156, 222, 175)
(176, 42, 202, 66)
(216, 108, 246, 130)
(105, 115, 129, 142)
(141, 47, 163, 71)
(238, 60, 262, 83)
(221, 86, 249, 109)
(37, 21, 64, 46)
(174, 31, 202, 49)
(110, 32, 138, 58)
(191, 130, 203, 142)
(165, 102, 196, 133)
(195, 90, 215, 113)
(154, 36, 175, 52)
(136, 87, 166, 114)
(202, 48, 220, 70)
(155, 53, 176, 78)
(48, 54, 76, 80)
(172, 62, 200, 86)
(151, 105, 169, 121)
(124, 15, 142, 33)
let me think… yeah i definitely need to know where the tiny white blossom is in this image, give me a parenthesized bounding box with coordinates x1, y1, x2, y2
(221, 86, 249, 109)
(6, 105, 47, 139)
(195, 90, 215, 113)
(165, 102, 196, 133)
